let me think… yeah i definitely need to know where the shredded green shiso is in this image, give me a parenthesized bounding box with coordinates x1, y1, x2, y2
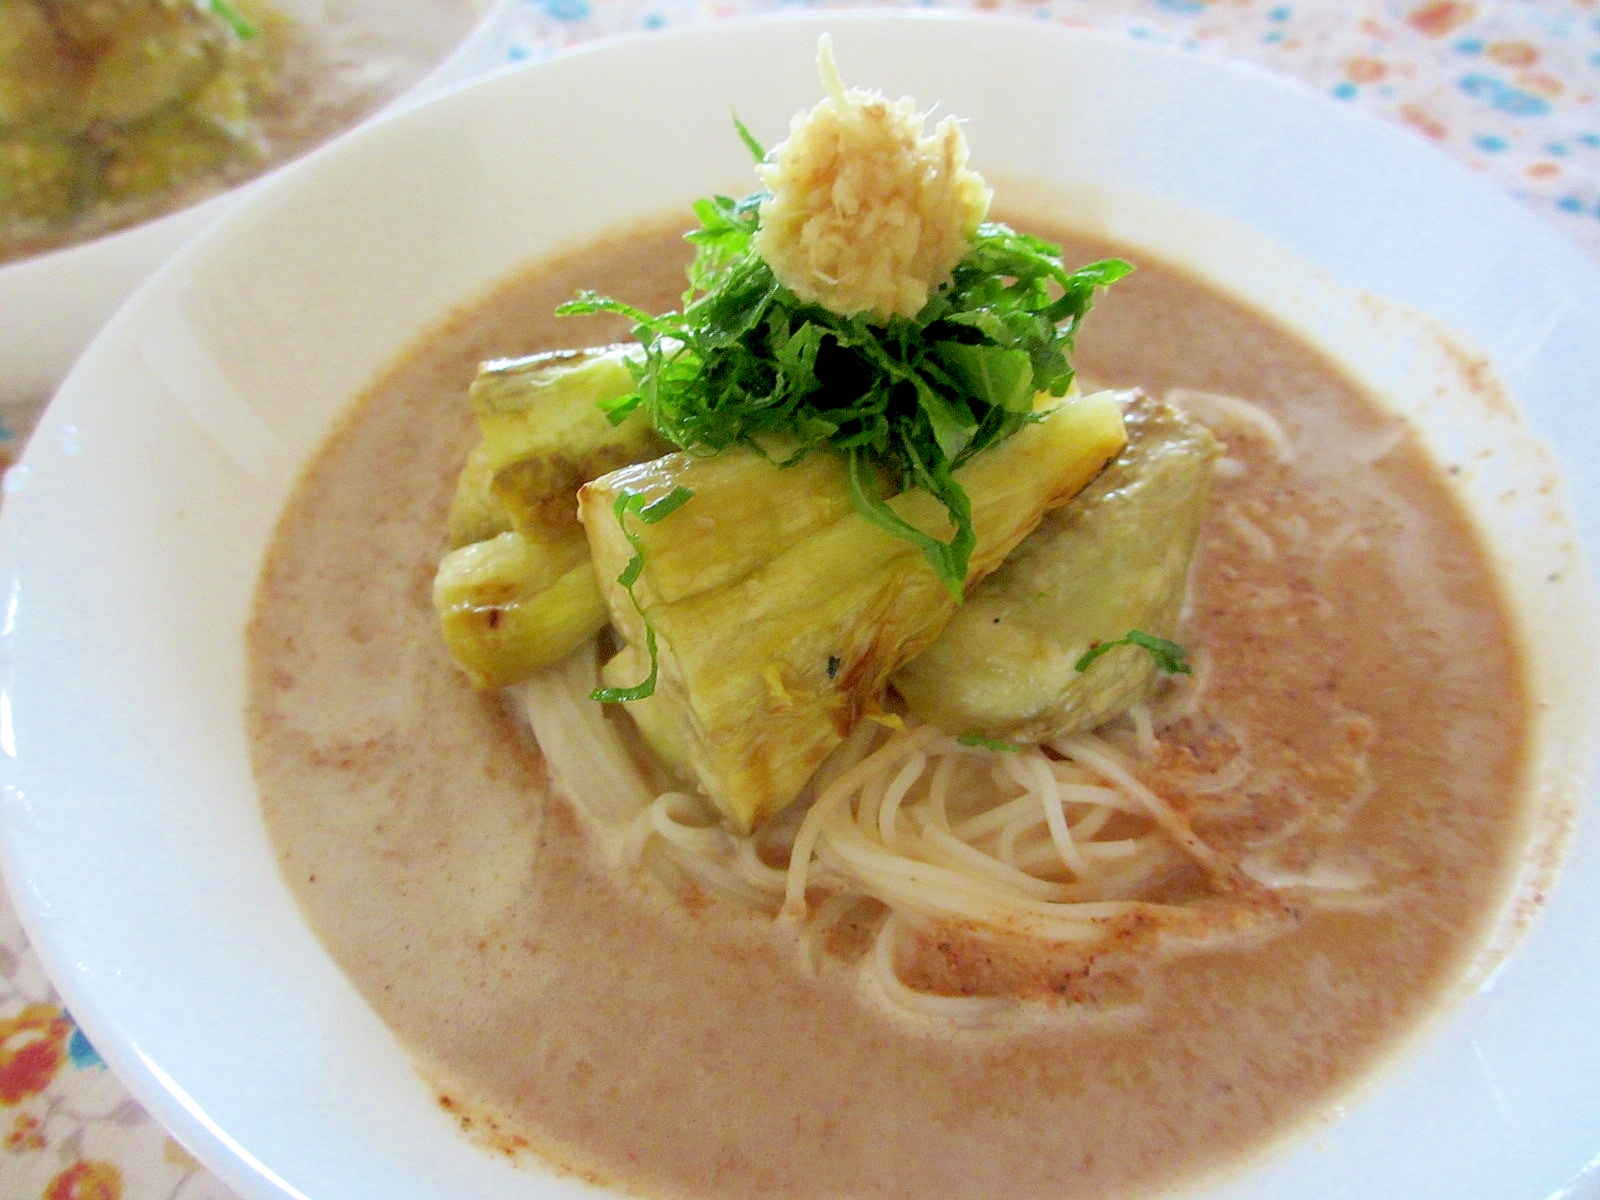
(1074, 630, 1192, 676)
(590, 486, 695, 703)
(208, 0, 261, 39)
(956, 733, 1022, 753)
(559, 193, 1130, 598)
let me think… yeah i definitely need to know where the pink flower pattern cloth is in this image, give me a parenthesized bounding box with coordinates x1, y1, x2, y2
(0, 1, 1594, 1196)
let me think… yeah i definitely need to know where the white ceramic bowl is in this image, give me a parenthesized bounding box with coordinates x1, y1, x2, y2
(0, 0, 509, 406)
(1, 13, 1598, 1200)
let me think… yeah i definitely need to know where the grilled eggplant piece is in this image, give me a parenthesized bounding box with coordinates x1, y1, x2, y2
(581, 390, 1128, 832)
(893, 391, 1217, 743)
(78, 3, 226, 128)
(0, 0, 76, 130)
(100, 108, 241, 200)
(574, 443, 859, 606)
(435, 345, 670, 686)
(445, 440, 511, 548)
(449, 344, 668, 548)
(433, 530, 600, 691)
(0, 129, 89, 221)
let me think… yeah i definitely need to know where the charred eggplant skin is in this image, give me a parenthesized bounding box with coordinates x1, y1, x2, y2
(894, 391, 1218, 743)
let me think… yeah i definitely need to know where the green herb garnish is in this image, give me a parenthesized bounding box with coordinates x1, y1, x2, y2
(957, 733, 1022, 753)
(1074, 631, 1192, 676)
(559, 194, 1129, 598)
(590, 487, 694, 703)
(208, 0, 260, 39)
(732, 114, 766, 163)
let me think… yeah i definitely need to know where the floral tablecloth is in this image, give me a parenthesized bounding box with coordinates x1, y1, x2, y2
(0, 1, 1596, 1197)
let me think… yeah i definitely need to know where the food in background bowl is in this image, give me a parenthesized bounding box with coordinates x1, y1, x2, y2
(0, 0, 484, 263)
(249, 46, 1538, 1200)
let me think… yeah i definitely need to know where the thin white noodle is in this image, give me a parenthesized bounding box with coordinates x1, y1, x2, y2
(869, 918, 1010, 1028)
(1008, 836, 1088, 872)
(995, 819, 1025, 869)
(1052, 732, 1230, 877)
(1024, 754, 1095, 879)
(1214, 456, 1249, 479)
(1069, 806, 1114, 841)
(735, 836, 790, 895)
(1128, 703, 1157, 761)
(652, 792, 727, 855)
(876, 752, 928, 847)
(1010, 835, 1148, 876)
(916, 827, 1082, 902)
(1150, 643, 1213, 729)
(954, 792, 1041, 842)
(1183, 753, 1252, 796)
(817, 829, 1096, 937)
(1081, 839, 1145, 862)
(929, 753, 964, 829)
(620, 804, 655, 870)
(520, 645, 652, 826)
(819, 821, 1141, 940)
(1226, 509, 1277, 560)
(855, 741, 922, 841)
(1048, 764, 1110, 789)
(1053, 780, 1141, 812)
(625, 788, 793, 905)
(784, 726, 940, 916)
(653, 838, 776, 911)
(1166, 387, 1293, 463)
(810, 720, 882, 796)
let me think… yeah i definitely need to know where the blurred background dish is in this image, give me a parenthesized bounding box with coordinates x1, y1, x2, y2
(0, 0, 506, 406)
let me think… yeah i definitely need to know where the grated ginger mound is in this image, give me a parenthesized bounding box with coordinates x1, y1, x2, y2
(753, 38, 992, 323)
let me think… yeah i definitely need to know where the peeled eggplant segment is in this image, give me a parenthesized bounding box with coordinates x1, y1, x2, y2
(893, 391, 1217, 743)
(435, 344, 667, 686)
(581, 390, 1129, 832)
(451, 343, 668, 549)
(433, 530, 603, 691)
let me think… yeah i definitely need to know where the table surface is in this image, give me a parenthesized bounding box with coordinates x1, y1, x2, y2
(0, 1, 1595, 1198)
